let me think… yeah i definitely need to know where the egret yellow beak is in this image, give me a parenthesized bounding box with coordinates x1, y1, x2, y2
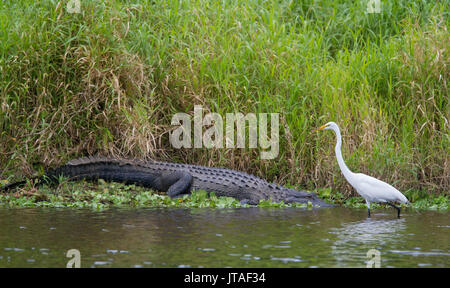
(312, 124, 328, 133)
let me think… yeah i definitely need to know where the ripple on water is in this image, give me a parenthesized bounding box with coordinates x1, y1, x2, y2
(417, 263, 432, 267)
(92, 260, 112, 267)
(389, 250, 450, 256)
(240, 254, 260, 261)
(197, 248, 216, 252)
(261, 244, 291, 249)
(270, 256, 303, 264)
(4, 248, 25, 252)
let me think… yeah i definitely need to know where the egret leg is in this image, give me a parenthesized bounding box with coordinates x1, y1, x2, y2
(366, 201, 371, 218)
(386, 202, 401, 218)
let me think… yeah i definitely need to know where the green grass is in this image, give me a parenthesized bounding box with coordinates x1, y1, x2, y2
(0, 180, 446, 210)
(0, 179, 313, 209)
(0, 0, 448, 198)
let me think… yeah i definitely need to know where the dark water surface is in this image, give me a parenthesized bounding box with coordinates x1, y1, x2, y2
(0, 207, 448, 267)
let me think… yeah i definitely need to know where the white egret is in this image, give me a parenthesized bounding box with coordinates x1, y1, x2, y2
(313, 122, 409, 218)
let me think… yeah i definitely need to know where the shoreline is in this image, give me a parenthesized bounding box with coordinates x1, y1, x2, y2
(0, 180, 447, 210)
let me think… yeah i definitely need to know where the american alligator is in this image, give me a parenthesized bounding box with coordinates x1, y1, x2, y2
(1, 157, 331, 207)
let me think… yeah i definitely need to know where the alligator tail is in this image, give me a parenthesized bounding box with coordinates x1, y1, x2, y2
(1, 157, 159, 192)
(0, 180, 28, 191)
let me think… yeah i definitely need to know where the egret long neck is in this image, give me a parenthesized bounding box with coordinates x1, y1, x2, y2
(333, 127, 354, 181)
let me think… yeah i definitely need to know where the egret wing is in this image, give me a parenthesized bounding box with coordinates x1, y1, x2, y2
(354, 173, 407, 203)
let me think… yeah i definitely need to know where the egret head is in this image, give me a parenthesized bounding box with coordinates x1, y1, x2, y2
(312, 121, 338, 132)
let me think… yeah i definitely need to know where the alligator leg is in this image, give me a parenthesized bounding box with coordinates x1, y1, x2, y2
(239, 199, 254, 205)
(157, 171, 193, 198)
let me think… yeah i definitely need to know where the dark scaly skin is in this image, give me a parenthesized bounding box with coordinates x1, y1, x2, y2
(1, 157, 332, 207)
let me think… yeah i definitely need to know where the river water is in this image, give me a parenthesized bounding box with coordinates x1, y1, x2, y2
(0, 207, 448, 267)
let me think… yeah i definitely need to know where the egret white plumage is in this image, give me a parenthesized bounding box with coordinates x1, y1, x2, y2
(313, 122, 409, 218)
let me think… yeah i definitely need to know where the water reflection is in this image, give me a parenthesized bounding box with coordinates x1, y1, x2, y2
(330, 218, 406, 267)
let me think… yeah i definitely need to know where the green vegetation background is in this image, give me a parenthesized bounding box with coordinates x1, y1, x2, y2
(0, 0, 448, 203)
